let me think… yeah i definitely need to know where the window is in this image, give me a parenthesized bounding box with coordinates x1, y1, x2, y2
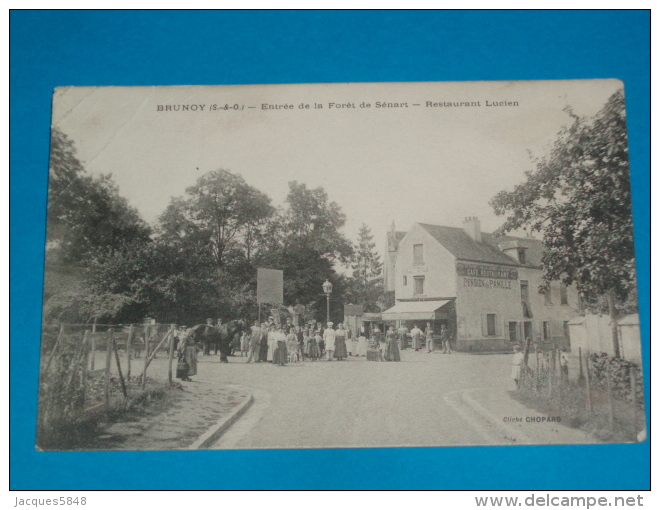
(413, 276, 425, 295)
(520, 281, 532, 318)
(403, 276, 407, 286)
(508, 321, 518, 342)
(542, 321, 550, 341)
(487, 314, 497, 336)
(413, 244, 424, 265)
(544, 286, 553, 305)
(560, 283, 568, 305)
(518, 248, 526, 264)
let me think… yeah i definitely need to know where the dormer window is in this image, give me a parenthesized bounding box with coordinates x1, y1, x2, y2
(498, 241, 527, 264)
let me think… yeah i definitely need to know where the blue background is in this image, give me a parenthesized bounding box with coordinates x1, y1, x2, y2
(10, 10, 650, 490)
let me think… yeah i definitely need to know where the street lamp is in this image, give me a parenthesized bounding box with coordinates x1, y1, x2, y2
(322, 279, 333, 324)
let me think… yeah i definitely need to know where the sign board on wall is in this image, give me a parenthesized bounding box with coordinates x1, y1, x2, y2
(257, 268, 284, 304)
(456, 263, 519, 280)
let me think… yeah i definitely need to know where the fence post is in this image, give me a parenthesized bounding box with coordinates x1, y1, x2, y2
(113, 336, 129, 399)
(547, 349, 554, 398)
(142, 325, 150, 389)
(141, 326, 174, 378)
(104, 329, 114, 407)
(533, 346, 538, 393)
(584, 349, 593, 412)
(578, 347, 585, 387)
(45, 323, 65, 372)
(606, 365, 614, 430)
(127, 325, 134, 378)
(82, 330, 90, 404)
(90, 330, 97, 371)
(630, 366, 638, 433)
(168, 325, 176, 384)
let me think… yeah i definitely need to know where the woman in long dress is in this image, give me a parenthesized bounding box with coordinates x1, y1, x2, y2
(258, 324, 269, 362)
(511, 345, 524, 388)
(372, 325, 385, 361)
(267, 326, 276, 362)
(273, 327, 288, 366)
(355, 325, 368, 357)
(178, 330, 198, 380)
(287, 329, 299, 363)
(385, 326, 401, 362)
(334, 323, 348, 360)
(240, 332, 250, 357)
(307, 330, 320, 360)
(317, 326, 325, 358)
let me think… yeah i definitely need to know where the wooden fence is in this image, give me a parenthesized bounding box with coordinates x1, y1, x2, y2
(39, 323, 179, 426)
(518, 343, 644, 439)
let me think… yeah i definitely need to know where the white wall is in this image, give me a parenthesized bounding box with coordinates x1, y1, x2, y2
(394, 224, 457, 300)
(568, 314, 642, 363)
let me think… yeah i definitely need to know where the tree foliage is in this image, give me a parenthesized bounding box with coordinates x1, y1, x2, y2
(47, 128, 151, 265)
(282, 181, 353, 263)
(490, 90, 636, 306)
(247, 181, 355, 318)
(158, 170, 274, 268)
(45, 147, 365, 326)
(347, 224, 384, 312)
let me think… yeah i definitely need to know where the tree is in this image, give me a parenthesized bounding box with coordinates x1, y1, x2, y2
(47, 128, 151, 265)
(158, 169, 274, 268)
(490, 90, 635, 356)
(86, 238, 256, 325)
(252, 182, 354, 319)
(348, 224, 384, 312)
(282, 181, 353, 263)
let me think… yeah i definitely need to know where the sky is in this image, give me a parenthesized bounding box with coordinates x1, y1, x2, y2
(51, 79, 622, 263)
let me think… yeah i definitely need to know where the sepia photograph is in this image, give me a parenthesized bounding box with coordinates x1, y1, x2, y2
(37, 79, 645, 452)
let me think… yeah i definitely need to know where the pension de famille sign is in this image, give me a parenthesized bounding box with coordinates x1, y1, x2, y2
(457, 262, 518, 290)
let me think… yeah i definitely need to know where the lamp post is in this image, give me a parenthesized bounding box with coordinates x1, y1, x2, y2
(322, 279, 333, 324)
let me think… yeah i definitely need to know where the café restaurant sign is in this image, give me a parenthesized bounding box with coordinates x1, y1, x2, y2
(456, 263, 518, 280)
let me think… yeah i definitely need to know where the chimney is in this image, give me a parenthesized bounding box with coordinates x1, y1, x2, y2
(463, 216, 482, 243)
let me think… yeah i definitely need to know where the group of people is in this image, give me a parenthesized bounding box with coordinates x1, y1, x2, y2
(397, 323, 452, 354)
(173, 317, 455, 379)
(241, 321, 373, 365)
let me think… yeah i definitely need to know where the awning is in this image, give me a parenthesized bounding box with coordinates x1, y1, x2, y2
(381, 300, 452, 321)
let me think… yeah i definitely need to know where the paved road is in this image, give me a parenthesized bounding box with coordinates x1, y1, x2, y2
(193, 350, 518, 449)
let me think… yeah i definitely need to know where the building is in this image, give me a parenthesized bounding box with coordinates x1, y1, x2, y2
(568, 313, 641, 364)
(384, 222, 406, 292)
(382, 218, 580, 352)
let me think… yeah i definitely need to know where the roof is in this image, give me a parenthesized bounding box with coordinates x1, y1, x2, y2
(618, 314, 640, 326)
(417, 223, 544, 267)
(387, 230, 407, 251)
(382, 300, 452, 321)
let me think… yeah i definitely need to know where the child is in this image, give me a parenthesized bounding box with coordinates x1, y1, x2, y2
(287, 329, 299, 363)
(240, 331, 250, 357)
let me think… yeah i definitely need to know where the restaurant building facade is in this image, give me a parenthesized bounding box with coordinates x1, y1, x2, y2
(382, 218, 580, 352)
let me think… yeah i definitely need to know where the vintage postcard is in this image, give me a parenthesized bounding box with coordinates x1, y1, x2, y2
(38, 80, 645, 451)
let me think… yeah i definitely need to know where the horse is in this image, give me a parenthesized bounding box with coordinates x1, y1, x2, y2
(188, 320, 247, 362)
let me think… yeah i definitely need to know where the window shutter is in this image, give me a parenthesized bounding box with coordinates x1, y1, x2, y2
(506, 319, 514, 340)
(481, 314, 487, 336)
(494, 315, 502, 337)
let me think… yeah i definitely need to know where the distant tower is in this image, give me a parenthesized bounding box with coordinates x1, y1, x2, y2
(384, 221, 402, 292)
